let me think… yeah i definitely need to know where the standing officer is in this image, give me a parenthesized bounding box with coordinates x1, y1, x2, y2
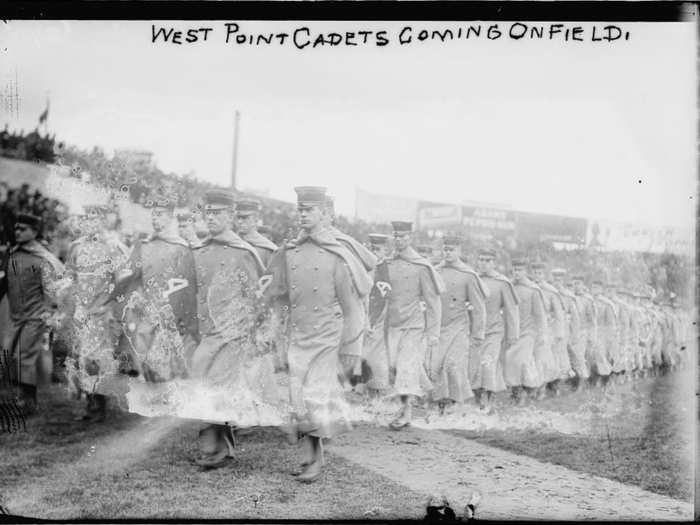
(263, 186, 368, 483)
(590, 279, 614, 389)
(235, 198, 277, 267)
(362, 233, 393, 397)
(189, 189, 281, 469)
(530, 262, 569, 397)
(385, 221, 443, 429)
(0, 213, 66, 414)
(471, 248, 519, 413)
(506, 258, 544, 405)
(66, 204, 129, 421)
(431, 235, 486, 414)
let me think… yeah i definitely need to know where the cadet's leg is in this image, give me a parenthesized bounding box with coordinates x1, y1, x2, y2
(296, 435, 324, 483)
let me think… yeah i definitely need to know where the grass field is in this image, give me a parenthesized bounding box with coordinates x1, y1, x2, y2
(0, 364, 694, 519)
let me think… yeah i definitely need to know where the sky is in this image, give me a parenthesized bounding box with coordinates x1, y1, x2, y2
(0, 20, 696, 228)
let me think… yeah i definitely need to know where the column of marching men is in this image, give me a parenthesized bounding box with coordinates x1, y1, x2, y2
(0, 185, 692, 483)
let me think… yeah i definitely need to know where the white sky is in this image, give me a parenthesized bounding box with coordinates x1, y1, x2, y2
(0, 20, 696, 228)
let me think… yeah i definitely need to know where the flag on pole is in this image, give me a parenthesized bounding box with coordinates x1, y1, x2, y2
(38, 100, 49, 125)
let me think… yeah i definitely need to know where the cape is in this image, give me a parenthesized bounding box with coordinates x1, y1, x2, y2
(196, 230, 265, 275)
(514, 276, 545, 305)
(395, 246, 445, 295)
(436, 260, 488, 298)
(481, 269, 519, 305)
(328, 226, 377, 272)
(243, 230, 277, 252)
(539, 280, 565, 311)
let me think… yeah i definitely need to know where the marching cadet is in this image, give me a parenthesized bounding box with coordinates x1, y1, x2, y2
(606, 283, 630, 383)
(529, 261, 568, 398)
(189, 189, 281, 469)
(620, 289, 642, 381)
(551, 268, 587, 390)
(263, 186, 368, 483)
(114, 195, 198, 384)
(571, 275, 597, 391)
(362, 233, 393, 397)
(472, 248, 519, 413)
(235, 198, 277, 267)
(385, 221, 443, 428)
(431, 235, 486, 414)
(506, 258, 544, 405)
(590, 280, 614, 389)
(633, 292, 653, 378)
(177, 210, 204, 249)
(0, 213, 66, 414)
(641, 294, 662, 376)
(66, 204, 129, 422)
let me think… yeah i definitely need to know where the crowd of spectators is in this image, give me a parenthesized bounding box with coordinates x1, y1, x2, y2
(0, 182, 68, 249)
(0, 136, 692, 306)
(0, 125, 57, 164)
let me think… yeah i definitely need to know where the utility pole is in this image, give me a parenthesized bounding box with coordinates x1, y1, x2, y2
(231, 109, 240, 191)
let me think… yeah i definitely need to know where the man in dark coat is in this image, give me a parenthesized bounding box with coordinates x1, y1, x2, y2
(0, 213, 66, 413)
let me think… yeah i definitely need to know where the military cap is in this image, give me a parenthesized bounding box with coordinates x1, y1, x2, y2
(551, 267, 567, 276)
(477, 247, 497, 259)
(511, 257, 528, 268)
(391, 221, 413, 233)
(591, 278, 604, 286)
(294, 186, 327, 206)
(571, 274, 585, 282)
(530, 261, 546, 270)
(15, 212, 42, 230)
(204, 189, 236, 210)
(368, 233, 390, 245)
(83, 204, 110, 216)
(416, 245, 433, 256)
(236, 198, 262, 215)
(442, 235, 462, 247)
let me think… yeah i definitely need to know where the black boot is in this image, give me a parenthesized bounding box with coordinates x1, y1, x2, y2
(18, 383, 37, 416)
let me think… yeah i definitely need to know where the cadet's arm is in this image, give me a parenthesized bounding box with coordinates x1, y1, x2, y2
(419, 267, 442, 342)
(502, 283, 520, 343)
(532, 289, 548, 337)
(467, 275, 486, 340)
(335, 260, 365, 358)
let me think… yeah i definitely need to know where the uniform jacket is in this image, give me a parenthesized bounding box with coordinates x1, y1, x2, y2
(436, 260, 487, 339)
(263, 228, 367, 357)
(538, 281, 565, 340)
(386, 246, 444, 340)
(513, 277, 547, 338)
(480, 270, 520, 342)
(242, 230, 277, 268)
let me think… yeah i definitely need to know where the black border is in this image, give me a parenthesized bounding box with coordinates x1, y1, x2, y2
(0, 1, 692, 22)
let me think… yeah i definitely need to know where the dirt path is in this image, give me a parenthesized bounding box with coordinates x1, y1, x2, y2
(329, 424, 693, 521)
